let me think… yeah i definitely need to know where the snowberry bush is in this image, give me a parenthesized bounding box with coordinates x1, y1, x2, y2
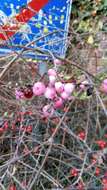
(0, 45, 107, 190)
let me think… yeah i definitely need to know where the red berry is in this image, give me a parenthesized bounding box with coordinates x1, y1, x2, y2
(70, 168, 78, 177)
(8, 185, 17, 190)
(103, 187, 107, 190)
(23, 86, 33, 99)
(96, 140, 106, 149)
(102, 178, 107, 190)
(95, 167, 100, 176)
(102, 178, 107, 184)
(76, 181, 84, 190)
(78, 131, 85, 140)
(25, 125, 32, 133)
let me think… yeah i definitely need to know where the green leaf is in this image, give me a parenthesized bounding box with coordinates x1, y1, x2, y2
(104, 0, 107, 6)
(4, 112, 8, 117)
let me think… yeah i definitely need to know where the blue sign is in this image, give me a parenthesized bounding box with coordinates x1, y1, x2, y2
(0, 0, 72, 58)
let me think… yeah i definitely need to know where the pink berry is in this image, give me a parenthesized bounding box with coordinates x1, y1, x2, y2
(42, 105, 54, 117)
(49, 75, 56, 85)
(48, 69, 57, 76)
(102, 79, 107, 93)
(55, 82, 64, 93)
(54, 97, 63, 109)
(33, 82, 46, 96)
(103, 79, 107, 85)
(53, 59, 63, 65)
(80, 84, 85, 90)
(103, 84, 107, 93)
(61, 91, 69, 100)
(15, 89, 24, 100)
(44, 87, 56, 99)
(64, 83, 75, 95)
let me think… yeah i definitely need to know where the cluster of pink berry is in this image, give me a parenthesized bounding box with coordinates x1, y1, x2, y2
(15, 66, 76, 117)
(42, 68, 76, 117)
(15, 57, 107, 118)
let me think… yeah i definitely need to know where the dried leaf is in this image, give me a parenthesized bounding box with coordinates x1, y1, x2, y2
(87, 35, 94, 45)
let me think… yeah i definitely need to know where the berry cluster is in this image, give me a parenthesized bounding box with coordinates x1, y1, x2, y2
(15, 67, 76, 117)
(96, 140, 107, 149)
(15, 59, 107, 118)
